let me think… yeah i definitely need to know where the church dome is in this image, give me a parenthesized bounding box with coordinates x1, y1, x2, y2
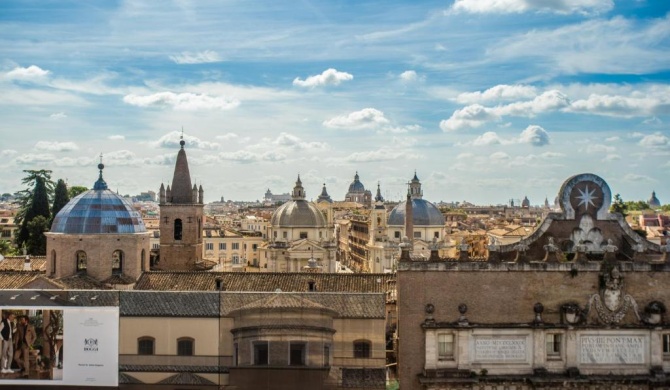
(50, 164, 146, 234)
(648, 191, 661, 208)
(388, 198, 445, 227)
(347, 172, 366, 193)
(270, 176, 327, 228)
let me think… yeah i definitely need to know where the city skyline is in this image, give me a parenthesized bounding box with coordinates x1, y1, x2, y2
(0, 1, 668, 204)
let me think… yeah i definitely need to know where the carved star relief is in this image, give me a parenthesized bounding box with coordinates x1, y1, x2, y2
(576, 185, 598, 211)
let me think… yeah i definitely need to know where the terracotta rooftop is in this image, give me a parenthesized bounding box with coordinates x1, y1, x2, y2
(158, 372, 216, 386)
(0, 256, 46, 271)
(134, 271, 394, 292)
(222, 292, 386, 319)
(120, 291, 220, 317)
(0, 271, 41, 289)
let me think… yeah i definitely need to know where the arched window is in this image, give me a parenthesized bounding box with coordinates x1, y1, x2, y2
(76, 251, 87, 274)
(112, 250, 123, 274)
(174, 219, 183, 241)
(177, 337, 194, 356)
(138, 337, 155, 355)
(141, 249, 146, 271)
(51, 250, 56, 275)
(353, 339, 371, 358)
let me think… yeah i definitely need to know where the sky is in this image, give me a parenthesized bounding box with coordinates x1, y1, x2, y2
(0, 0, 668, 205)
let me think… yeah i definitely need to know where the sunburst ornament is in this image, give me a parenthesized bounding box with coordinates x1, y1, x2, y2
(576, 185, 598, 211)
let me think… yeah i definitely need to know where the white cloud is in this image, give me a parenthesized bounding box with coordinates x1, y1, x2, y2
(343, 148, 420, 163)
(518, 125, 550, 146)
(622, 173, 657, 183)
(456, 84, 538, 104)
(602, 154, 620, 162)
(105, 149, 142, 166)
(49, 112, 67, 119)
(0, 150, 18, 158)
(34, 141, 79, 152)
(123, 92, 240, 110)
(14, 153, 56, 165)
(490, 16, 670, 75)
(628, 132, 645, 139)
(568, 94, 665, 117)
(399, 70, 421, 83)
(293, 68, 353, 88)
(496, 90, 570, 117)
(219, 150, 285, 163)
(473, 131, 505, 146)
(170, 50, 222, 64)
(323, 108, 390, 130)
(440, 104, 499, 132)
(639, 133, 670, 149)
(152, 131, 220, 150)
(108, 135, 125, 141)
(216, 133, 239, 141)
(451, 0, 613, 15)
(4, 65, 50, 81)
(274, 132, 327, 150)
(586, 144, 616, 153)
(605, 136, 620, 142)
(490, 151, 510, 161)
(379, 124, 421, 134)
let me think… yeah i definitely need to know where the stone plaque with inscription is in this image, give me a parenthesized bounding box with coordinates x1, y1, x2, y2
(473, 336, 528, 362)
(579, 335, 647, 364)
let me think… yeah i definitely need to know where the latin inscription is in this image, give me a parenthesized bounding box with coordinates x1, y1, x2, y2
(474, 337, 527, 362)
(579, 335, 646, 364)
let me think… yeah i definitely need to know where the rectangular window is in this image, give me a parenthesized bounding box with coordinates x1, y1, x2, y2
(290, 343, 306, 366)
(152, 243, 160, 250)
(219, 243, 226, 250)
(254, 342, 269, 365)
(232, 243, 240, 250)
(232, 255, 240, 265)
(252, 244, 258, 251)
(283, 231, 287, 239)
(205, 243, 213, 250)
(394, 231, 400, 239)
(434, 232, 440, 238)
(438, 334, 454, 359)
(300, 232, 308, 239)
(546, 334, 562, 358)
(324, 345, 330, 367)
(177, 339, 194, 356)
(138, 338, 154, 355)
(1, 230, 11, 238)
(414, 231, 421, 238)
(663, 334, 670, 358)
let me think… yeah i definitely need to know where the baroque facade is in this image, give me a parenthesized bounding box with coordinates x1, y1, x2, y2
(397, 173, 669, 390)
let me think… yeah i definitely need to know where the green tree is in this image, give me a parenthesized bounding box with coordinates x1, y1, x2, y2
(52, 179, 70, 220)
(25, 215, 49, 255)
(67, 185, 88, 199)
(661, 204, 670, 212)
(609, 193, 627, 217)
(14, 169, 54, 253)
(624, 200, 650, 211)
(0, 240, 17, 257)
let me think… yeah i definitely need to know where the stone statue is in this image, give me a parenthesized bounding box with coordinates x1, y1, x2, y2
(544, 237, 558, 252)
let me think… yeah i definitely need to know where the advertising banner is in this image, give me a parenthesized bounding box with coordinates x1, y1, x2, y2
(0, 306, 119, 387)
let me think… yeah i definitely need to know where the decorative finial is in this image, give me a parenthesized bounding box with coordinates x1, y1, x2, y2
(180, 127, 185, 148)
(93, 153, 108, 190)
(98, 153, 104, 171)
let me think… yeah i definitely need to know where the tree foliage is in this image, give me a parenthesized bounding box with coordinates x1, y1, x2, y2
(609, 193, 627, 217)
(14, 170, 54, 253)
(67, 185, 88, 199)
(26, 215, 49, 255)
(52, 179, 70, 220)
(624, 200, 651, 211)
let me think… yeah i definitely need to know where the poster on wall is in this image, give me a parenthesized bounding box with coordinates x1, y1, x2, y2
(0, 306, 118, 387)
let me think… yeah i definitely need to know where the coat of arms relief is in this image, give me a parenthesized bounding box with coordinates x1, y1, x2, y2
(586, 267, 640, 325)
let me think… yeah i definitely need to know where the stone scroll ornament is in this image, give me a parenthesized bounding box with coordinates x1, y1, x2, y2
(586, 267, 640, 325)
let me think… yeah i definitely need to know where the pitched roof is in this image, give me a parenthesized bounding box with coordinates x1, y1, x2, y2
(222, 292, 385, 318)
(120, 291, 219, 317)
(0, 257, 46, 271)
(158, 372, 216, 385)
(119, 373, 143, 384)
(134, 271, 394, 293)
(0, 271, 41, 289)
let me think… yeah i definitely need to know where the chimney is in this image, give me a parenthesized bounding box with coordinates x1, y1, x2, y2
(23, 254, 31, 271)
(215, 276, 225, 291)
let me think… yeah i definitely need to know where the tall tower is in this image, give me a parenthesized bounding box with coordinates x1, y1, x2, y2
(158, 136, 204, 270)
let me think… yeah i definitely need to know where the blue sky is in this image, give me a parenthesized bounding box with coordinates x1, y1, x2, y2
(0, 0, 668, 205)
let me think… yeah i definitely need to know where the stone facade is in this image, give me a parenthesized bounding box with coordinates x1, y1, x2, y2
(397, 173, 670, 390)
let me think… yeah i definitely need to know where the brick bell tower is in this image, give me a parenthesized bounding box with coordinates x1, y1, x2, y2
(158, 135, 204, 270)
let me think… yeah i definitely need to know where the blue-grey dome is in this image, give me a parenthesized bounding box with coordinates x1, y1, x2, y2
(271, 200, 326, 227)
(347, 173, 366, 193)
(388, 199, 445, 226)
(51, 189, 146, 234)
